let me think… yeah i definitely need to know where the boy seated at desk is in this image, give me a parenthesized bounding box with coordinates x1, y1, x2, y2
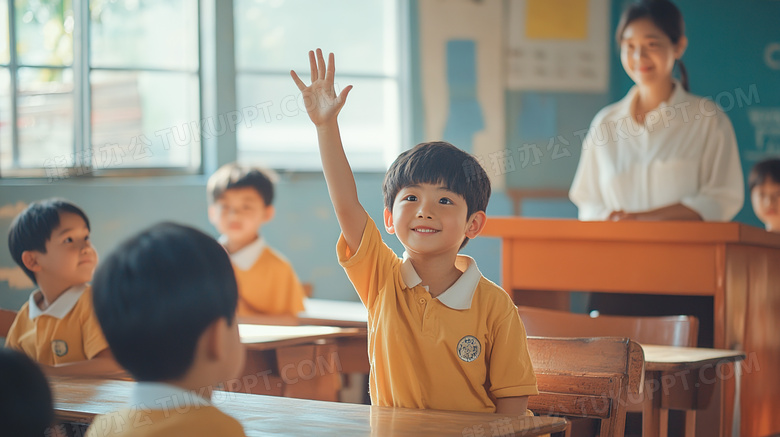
(207, 163, 306, 316)
(750, 157, 780, 233)
(86, 223, 247, 437)
(291, 49, 539, 415)
(5, 199, 121, 376)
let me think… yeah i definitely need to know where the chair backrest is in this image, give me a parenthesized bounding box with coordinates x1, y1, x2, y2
(0, 308, 18, 338)
(526, 336, 645, 437)
(518, 306, 699, 347)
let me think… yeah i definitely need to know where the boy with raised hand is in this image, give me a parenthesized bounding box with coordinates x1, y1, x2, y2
(86, 223, 247, 437)
(5, 199, 121, 376)
(291, 49, 538, 414)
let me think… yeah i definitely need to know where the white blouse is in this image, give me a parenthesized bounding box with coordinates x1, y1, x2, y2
(569, 80, 744, 221)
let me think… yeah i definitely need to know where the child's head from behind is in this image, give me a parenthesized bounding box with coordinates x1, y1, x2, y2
(0, 348, 54, 437)
(749, 158, 780, 232)
(7, 199, 97, 287)
(207, 163, 276, 244)
(92, 223, 244, 384)
(382, 142, 491, 252)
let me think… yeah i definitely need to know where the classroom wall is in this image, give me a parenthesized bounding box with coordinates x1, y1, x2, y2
(2, 0, 778, 310)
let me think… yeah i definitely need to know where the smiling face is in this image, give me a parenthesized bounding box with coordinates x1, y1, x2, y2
(620, 18, 686, 88)
(384, 182, 485, 257)
(209, 187, 274, 249)
(752, 179, 780, 232)
(28, 211, 98, 292)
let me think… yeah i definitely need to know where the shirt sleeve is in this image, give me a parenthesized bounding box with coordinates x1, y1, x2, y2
(680, 110, 745, 221)
(80, 290, 109, 360)
(569, 117, 611, 221)
(337, 211, 399, 311)
(4, 312, 22, 350)
(283, 262, 307, 315)
(488, 307, 539, 399)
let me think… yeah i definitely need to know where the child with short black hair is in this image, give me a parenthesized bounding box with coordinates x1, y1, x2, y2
(5, 199, 120, 376)
(86, 222, 246, 437)
(749, 158, 780, 232)
(0, 348, 54, 437)
(207, 163, 306, 316)
(291, 50, 538, 415)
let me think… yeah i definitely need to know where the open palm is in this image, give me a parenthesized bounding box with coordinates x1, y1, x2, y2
(291, 49, 352, 126)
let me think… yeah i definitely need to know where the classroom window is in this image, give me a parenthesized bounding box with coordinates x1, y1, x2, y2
(233, 0, 407, 171)
(0, 0, 201, 178)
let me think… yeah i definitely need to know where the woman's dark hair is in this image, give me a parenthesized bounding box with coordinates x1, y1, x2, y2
(616, 0, 689, 91)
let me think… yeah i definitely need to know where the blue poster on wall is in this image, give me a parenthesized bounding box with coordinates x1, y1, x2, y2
(443, 40, 484, 154)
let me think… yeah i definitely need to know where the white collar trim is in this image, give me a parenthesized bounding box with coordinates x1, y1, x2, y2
(132, 382, 211, 411)
(624, 78, 687, 116)
(400, 253, 482, 310)
(219, 235, 266, 270)
(27, 283, 87, 320)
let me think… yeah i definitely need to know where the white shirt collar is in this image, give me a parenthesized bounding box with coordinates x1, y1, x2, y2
(132, 382, 211, 411)
(623, 78, 687, 117)
(399, 253, 482, 310)
(219, 235, 266, 270)
(27, 283, 87, 320)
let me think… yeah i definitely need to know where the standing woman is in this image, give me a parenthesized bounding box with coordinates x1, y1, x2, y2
(568, 0, 745, 346)
(570, 0, 744, 222)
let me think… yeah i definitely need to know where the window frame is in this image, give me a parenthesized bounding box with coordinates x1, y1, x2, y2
(0, 0, 205, 179)
(0, 0, 412, 180)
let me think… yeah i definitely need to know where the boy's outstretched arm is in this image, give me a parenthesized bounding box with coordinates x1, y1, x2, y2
(291, 49, 365, 253)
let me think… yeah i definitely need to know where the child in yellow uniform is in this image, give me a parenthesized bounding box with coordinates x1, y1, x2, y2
(750, 158, 780, 233)
(5, 199, 121, 376)
(291, 50, 538, 415)
(86, 223, 247, 437)
(207, 163, 306, 316)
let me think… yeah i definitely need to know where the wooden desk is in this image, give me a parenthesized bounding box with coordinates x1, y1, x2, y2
(298, 298, 369, 328)
(481, 218, 780, 437)
(49, 377, 567, 437)
(236, 324, 367, 401)
(239, 324, 365, 350)
(641, 345, 746, 437)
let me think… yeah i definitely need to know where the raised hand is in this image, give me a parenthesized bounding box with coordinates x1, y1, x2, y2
(290, 48, 352, 127)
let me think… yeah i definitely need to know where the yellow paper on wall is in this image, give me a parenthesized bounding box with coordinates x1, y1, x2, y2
(526, 0, 589, 40)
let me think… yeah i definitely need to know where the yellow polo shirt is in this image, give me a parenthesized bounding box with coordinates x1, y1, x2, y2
(337, 214, 538, 413)
(85, 383, 246, 437)
(5, 284, 109, 366)
(224, 236, 306, 317)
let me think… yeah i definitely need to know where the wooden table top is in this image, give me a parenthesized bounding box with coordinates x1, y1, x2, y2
(298, 298, 369, 328)
(238, 324, 366, 351)
(641, 344, 746, 372)
(481, 217, 780, 247)
(50, 377, 567, 437)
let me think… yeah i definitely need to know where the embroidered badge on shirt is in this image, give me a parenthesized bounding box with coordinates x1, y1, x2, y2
(457, 335, 481, 362)
(52, 340, 68, 357)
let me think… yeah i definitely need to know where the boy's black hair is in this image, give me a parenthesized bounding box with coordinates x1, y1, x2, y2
(0, 348, 54, 437)
(382, 141, 491, 249)
(91, 222, 238, 382)
(7, 199, 91, 284)
(749, 158, 780, 191)
(207, 163, 276, 206)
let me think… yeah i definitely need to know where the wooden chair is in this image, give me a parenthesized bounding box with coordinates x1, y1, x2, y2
(519, 306, 699, 437)
(0, 308, 17, 338)
(527, 336, 645, 437)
